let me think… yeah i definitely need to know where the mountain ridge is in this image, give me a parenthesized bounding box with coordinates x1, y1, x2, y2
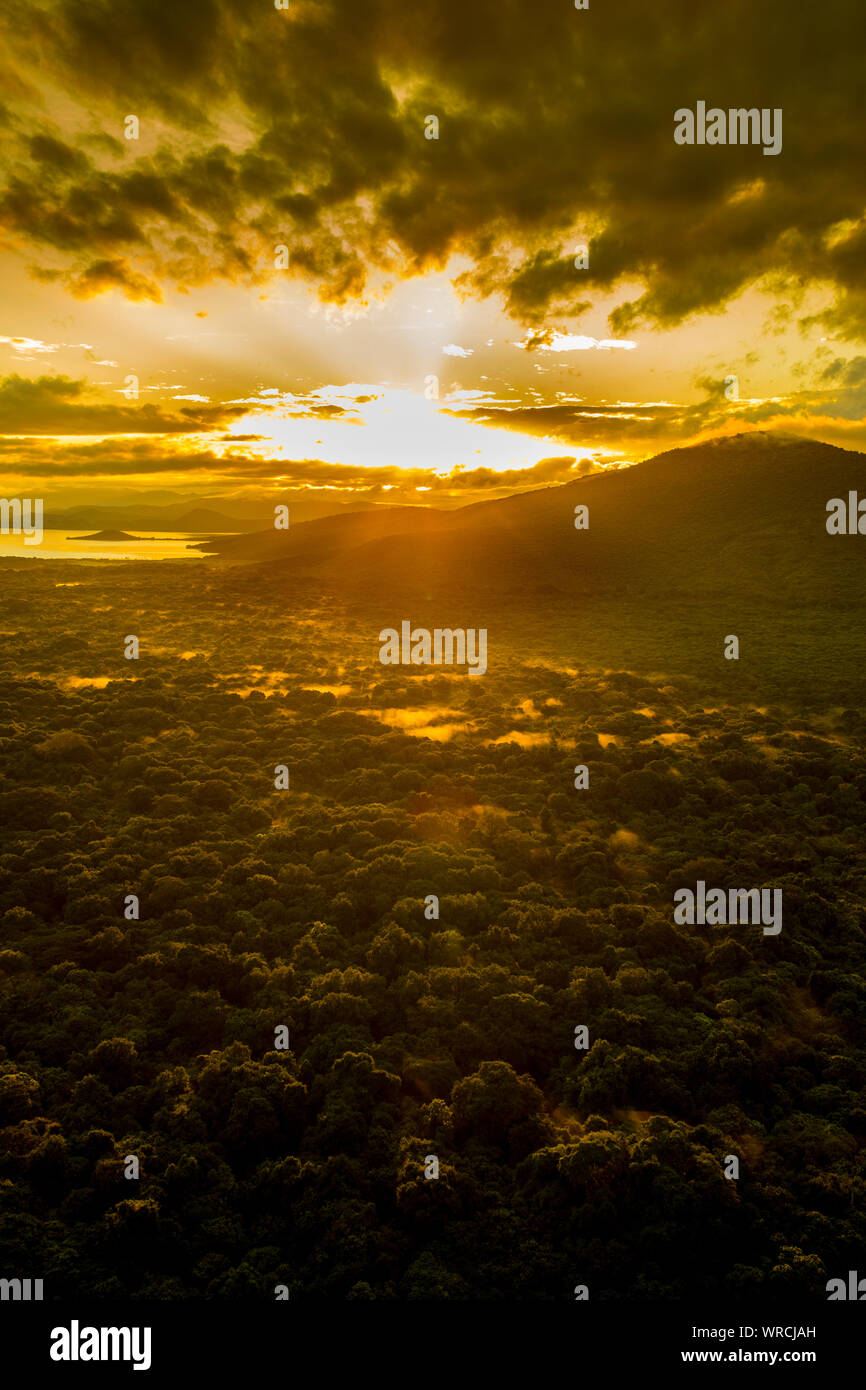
(195, 434, 866, 610)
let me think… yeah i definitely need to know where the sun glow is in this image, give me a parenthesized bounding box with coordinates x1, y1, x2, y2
(221, 385, 579, 474)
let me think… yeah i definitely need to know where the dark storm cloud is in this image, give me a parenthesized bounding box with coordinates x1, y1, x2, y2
(821, 356, 866, 388)
(66, 259, 164, 302)
(0, 440, 272, 477)
(0, 373, 247, 434)
(0, 0, 863, 332)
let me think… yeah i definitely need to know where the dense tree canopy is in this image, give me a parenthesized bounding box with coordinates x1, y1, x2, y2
(0, 560, 864, 1298)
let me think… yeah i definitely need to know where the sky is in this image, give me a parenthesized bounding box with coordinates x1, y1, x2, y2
(1, 0, 864, 508)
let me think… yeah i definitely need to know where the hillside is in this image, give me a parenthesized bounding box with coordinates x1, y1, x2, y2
(1, 545, 864, 1302)
(198, 433, 866, 608)
(195, 503, 452, 567)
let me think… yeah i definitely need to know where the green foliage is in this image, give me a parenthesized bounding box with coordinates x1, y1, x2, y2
(0, 560, 864, 1299)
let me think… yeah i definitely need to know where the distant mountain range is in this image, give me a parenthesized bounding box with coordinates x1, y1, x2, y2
(194, 434, 866, 607)
(44, 491, 380, 534)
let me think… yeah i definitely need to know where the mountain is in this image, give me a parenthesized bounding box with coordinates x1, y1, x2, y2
(197, 433, 866, 607)
(44, 490, 382, 534)
(167, 508, 255, 533)
(66, 529, 154, 542)
(194, 503, 448, 566)
(48, 502, 257, 533)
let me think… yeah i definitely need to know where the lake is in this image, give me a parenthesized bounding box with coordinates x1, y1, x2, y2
(0, 530, 220, 560)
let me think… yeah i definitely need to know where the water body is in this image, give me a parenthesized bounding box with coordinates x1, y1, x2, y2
(0, 530, 220, 560)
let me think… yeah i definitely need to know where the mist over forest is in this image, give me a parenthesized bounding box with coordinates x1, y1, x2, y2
(1, 437, 864, 1301)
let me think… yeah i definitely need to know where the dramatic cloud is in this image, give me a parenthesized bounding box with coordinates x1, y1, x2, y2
(0, 0, 862, 335)
(0, 432, 608, 502)
(446, 373, 866, 453)
(0, 0, 861, 498)
(0, 373, 246, 434)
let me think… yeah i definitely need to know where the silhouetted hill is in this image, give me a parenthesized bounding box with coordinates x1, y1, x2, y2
(45, 491, 381, 534)
(199, 433, 866, 608)
(195, 504, 451, 566)
(67, 529, 152, 542)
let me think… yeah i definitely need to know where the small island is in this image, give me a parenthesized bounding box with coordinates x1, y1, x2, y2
(67, 530, 159, 542)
